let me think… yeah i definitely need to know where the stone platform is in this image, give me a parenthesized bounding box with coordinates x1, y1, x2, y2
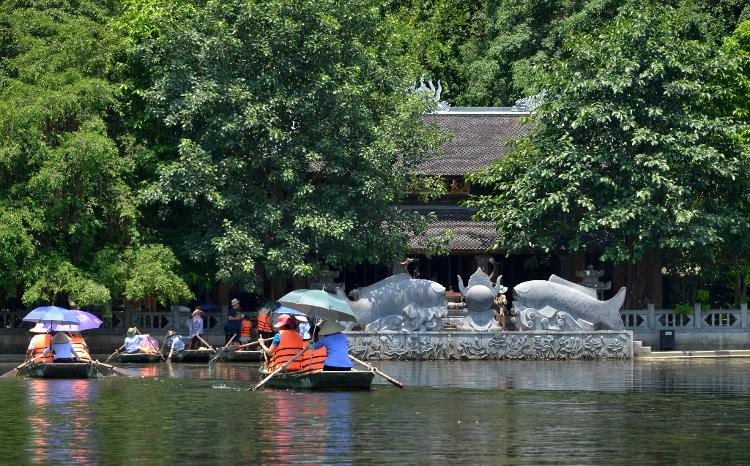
(347, 330, 633, 360)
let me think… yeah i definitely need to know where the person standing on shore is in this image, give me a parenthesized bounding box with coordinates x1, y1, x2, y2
(226, 298, 242, 344)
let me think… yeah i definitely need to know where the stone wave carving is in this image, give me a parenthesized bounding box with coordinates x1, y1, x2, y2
(348, 331, 632, 360)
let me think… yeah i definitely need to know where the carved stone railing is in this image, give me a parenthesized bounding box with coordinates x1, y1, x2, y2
(348, 330, 633, 360)
(621, 303, 750, 330)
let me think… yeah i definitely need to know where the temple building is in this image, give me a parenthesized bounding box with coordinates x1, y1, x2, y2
(339, 104, 663, 309)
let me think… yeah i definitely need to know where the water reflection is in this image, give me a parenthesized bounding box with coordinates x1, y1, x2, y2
(26, 379, 99, 465)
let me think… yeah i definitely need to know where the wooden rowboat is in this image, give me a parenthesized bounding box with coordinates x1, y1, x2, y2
(165, 349, 212, 363)
(18, 362, 113, 379)
(258, 366, 375, 390)
(116, 352, 162, 363)
(223, 350, 263, 362)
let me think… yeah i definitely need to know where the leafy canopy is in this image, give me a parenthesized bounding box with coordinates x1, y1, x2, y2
(125, 0, 447, 288)
(0, 0, 191, 306)
(466, 1, 749, 267)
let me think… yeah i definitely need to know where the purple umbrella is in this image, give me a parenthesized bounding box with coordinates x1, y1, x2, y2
(44, 310, 102, 332)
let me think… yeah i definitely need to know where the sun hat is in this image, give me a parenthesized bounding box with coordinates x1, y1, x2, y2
(127, 327, 136, 336)
(51, 332, 71, 344)
(166, 330, 176, 337)
(274, 314, 298, 330)
(29, 323, 48, 334)
(318, 320, 346, 336)
(230, 298, 240, 306)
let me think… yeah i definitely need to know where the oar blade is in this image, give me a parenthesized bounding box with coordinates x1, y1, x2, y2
(0, 369, 19, 379)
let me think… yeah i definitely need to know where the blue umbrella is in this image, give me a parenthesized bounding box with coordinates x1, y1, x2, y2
(278, 289, 356, 322)
(23, 306, 80, 325)
(272, 306, 305, 317)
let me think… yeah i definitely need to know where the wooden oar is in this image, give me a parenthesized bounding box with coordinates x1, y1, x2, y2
(167, 339, 176, 363)
(350, 354, 405, 388)
(252, 343, 313, 391)
(0, 355, 44, 379)
(196, 335, 215, 352)
(157, 335, 168, 362)
(105, 349, 120, 363)
(93, 360, 132, 377)
(209, 334, 237, 364)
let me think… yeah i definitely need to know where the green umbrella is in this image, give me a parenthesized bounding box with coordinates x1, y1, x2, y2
(277, 289, 357, 322)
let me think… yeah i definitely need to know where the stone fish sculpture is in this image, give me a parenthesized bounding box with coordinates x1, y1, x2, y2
(512, 275, 626, 331)
(457, 267, 508, 331)
(336, 273, 448, 331)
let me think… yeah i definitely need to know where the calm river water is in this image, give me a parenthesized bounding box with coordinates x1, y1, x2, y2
(1, 359, 750, 464)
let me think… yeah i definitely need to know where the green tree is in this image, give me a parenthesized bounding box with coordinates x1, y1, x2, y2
(0, 0, 191, 307)
(457, 0, 748, 107)
(466, 1, 749, 308)
(124, 0, 447, 290)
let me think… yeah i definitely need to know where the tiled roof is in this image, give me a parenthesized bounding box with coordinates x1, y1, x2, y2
(406, 205, 498, 253)
(420, 111, 530, 176)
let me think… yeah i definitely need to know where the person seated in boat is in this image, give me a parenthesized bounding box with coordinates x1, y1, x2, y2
(41, 332, 81, 363)
(116, 327, 142, 354)
(256, 304, 275, 341)
(164, 330, 185, 353)
(297, 315, 311, 341)
(312, 320, 353, 372)
(69, 332, 92, 362)
(238, 314, 253, 345)
(26, 323, 53, 363)
(258, 314, 304, 371)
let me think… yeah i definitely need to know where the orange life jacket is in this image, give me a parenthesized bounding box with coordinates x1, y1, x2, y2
(240, 319, 252, 337)
(300, 347, 327, 374)
(31, 334, 53, 363)
(70, 335, 91, 361)
(257, 314, 273, 333)
(269, 330, 304, 372)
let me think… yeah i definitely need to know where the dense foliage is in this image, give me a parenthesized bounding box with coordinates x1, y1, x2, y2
(466, 1, 749, 306)
(0, 0, 190, 307)
(120, 0, 448, 290)
(1, 0, 749, 307)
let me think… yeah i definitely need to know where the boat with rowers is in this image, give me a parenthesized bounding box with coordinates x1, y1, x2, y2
(18, 361, 116, 379)
(258, 365, 374, 390)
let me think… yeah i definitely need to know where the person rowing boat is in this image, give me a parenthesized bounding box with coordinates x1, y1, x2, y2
(312, 320, 352, 372)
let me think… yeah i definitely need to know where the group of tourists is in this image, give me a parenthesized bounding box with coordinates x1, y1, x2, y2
(24, 297, 352, 375)
(26, 323, 91, 363)
(258, 313, 353, 372)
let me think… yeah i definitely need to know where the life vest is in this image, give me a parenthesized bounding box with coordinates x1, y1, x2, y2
(300, 347, 327, 374)
(31, 334, 53, 363)
(240, 319, 252, 337)
(70, 335, 92, 361)
(257, 314, 273, 333)
(269, 330, 304, 372)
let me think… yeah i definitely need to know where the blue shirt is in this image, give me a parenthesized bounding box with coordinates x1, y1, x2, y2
(227, 308, 241, 332)
(271, 333, 281, 347)
(189, 316, 204, 336)
(313, 333, 353, 368)
(124, 335, 141, 353)
(166, 335, 185, 352)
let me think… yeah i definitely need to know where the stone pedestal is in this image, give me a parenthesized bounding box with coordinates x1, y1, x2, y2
(347, 330, 633, 360)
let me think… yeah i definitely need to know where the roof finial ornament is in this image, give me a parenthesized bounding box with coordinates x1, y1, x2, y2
(413, 76, 450, 113)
